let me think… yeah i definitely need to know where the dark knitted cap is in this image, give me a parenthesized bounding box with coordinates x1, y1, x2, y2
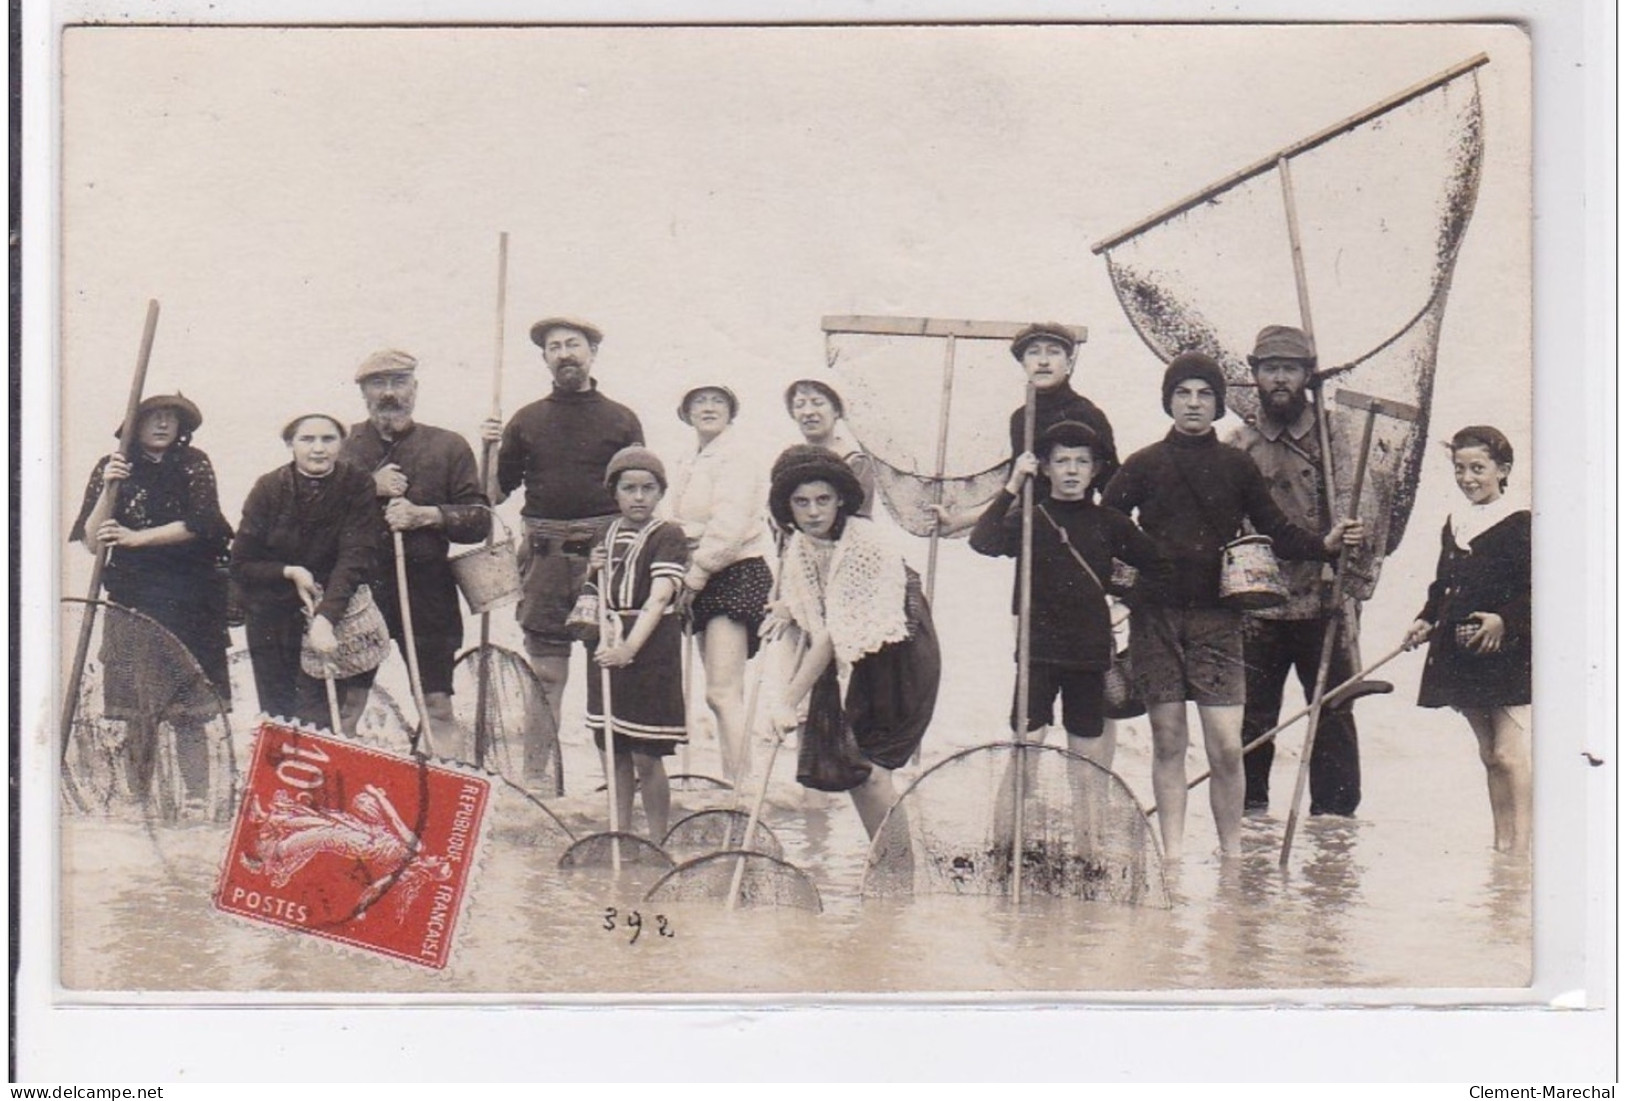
(1161, 352, 1228, 418)
(604, 445, 668, 491)
(768, 444, 864, 530)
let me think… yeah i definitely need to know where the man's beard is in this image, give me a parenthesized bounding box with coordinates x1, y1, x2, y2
(368, 399, 414, 436)
(1260, 387, 1308, 425)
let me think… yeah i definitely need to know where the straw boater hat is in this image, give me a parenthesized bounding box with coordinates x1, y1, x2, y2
(767, 444, 865, 531)
(604, 445, 668, 491)
(529, 316, 604, 349)
(117, 392, 203, 439)
(1009, 322, 1079, 361)
(677, 384, 740, 424)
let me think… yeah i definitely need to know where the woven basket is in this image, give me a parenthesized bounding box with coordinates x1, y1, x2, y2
(300, 583, 391, 679)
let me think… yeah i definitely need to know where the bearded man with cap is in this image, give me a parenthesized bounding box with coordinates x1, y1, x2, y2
(479, 317, 644, 775)
(1101, 351, 1364, 859)
(341, 349, 490, 754)
(1226, 325, 1379, 818)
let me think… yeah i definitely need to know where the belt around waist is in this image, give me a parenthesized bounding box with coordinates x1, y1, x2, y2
(523, 515, 615, 556)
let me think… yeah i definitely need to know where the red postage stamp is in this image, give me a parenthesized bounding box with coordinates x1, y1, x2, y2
(214, 720, 490, 970)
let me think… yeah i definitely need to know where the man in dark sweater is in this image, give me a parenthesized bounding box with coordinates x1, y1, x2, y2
(342, 349, 491, 756)
(970, 420, 1167, 769)
(1101, 352, 1362, 859)
(480, 318, 645, 777)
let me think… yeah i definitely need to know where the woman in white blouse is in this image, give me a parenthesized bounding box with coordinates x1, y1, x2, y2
(668, 385, 776, 783)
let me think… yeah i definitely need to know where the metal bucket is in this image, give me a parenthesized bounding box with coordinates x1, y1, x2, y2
(449, 510, 522, 615)
(1219, 534, 1289, 611)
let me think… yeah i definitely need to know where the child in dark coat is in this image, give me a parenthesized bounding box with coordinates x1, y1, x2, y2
(970, 420, 1167, 769)
(1404, 425, 1531, 857)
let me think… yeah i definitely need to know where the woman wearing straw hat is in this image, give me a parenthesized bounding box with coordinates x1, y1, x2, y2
(765, 445, 941, 839)
(231, 414, 386, 733)
(70, 392, 234, 799)
(668, 383, 775, 783)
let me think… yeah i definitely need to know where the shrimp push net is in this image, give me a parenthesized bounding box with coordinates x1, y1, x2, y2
(61, 598, 237, 824)
(861, 742, 1171, 908)
(1096, 64, 1485, 586)
(824, 330, 1022, 538)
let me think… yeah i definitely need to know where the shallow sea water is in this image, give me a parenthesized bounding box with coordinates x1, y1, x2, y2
(59, 550, 1531, 998)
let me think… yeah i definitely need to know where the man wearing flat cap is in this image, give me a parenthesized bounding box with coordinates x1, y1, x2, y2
(1101, 351, 1363, 860)
(341, 348, 490, 755)
(480, 318, 644, 777)
(1226, 324, 1378, 818)
(930, 322, 1117, 534)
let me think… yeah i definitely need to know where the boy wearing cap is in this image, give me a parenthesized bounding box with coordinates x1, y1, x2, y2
(340, 349, 490, 756)
(1101, 352, 1363, 858)
(479, 318, 644, 779)
(969, 420, 1167, 767)
(1227, 325, 1377, 817)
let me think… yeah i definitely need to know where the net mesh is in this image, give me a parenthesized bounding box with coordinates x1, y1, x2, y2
(1100, 73, 1484, 570)
(644, 851, 824, 912)
(451, 644, 564, 796)
(825, 331, 1018, 538)
(558, 831, 676, 871)
(861, 742, 1170, 908)
(661, 808, 785, 861)
(61, 598, 237, 824)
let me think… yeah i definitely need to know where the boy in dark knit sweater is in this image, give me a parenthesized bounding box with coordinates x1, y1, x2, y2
(970, 420, 1167, 769)
(1101, 352, 1363, 859)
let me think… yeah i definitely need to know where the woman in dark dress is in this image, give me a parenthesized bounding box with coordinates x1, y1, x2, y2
(70, 393, 233, 800)
(232, 414, 384, 734)
(1404, 426, 1531, 857)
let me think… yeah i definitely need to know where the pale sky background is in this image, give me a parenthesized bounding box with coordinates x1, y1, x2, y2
(59, 22, 1530, 589)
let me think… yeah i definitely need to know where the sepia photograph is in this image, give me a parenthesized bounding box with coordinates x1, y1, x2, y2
(15, 3, 1612, 1082)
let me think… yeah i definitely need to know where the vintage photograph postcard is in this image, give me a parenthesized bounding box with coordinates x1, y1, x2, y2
(38, 15, 1575, 1016)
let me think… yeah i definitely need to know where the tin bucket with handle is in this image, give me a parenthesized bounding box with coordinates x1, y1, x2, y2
(449, 507, 522, 615)
(1219, 534, 1289, 610)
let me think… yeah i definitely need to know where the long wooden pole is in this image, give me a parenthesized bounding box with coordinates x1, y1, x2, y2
(1011, 384, 1037, 906)
(726, 561, 789, 909)
(60, 300, 160, 792)
(394, 532, 433, 756)
(597, 565, 623, 873)
(924, 333, 957, 604)
(474, 231, 508, 770)
(1090, 53, 1489, 254)
(1275, 155, 1352, 869)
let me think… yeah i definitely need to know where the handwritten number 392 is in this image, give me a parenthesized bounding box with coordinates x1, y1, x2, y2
(601, 908, 674, 944)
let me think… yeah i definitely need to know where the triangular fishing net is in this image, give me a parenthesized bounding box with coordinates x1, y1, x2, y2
(451, 644, 564, 796)
(60, 598, 237, 824)
(644, 851, 824, 912)
(860, 742, 1170, 908)
(825, 332, 1019, 538)
(1098, 65, 1485, 582)
(662, 808, 785, 861)
(558, 831, 676, 871)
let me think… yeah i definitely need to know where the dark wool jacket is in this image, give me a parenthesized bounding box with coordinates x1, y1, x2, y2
(496, 382, 644, 521)
(1008, 380, 1119, 495)
(1100, 428, 1331, 608)
(1415, 510, 1531, 709)
(970, 490, 1169, 670)
(231, 462, 384, 625)
(340, 420, 490, 565)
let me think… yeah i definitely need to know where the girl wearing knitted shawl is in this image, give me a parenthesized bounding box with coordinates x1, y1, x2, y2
(765, 445, 941, 839)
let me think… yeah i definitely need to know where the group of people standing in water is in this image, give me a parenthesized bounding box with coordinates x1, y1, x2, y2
(71, 314, 1532, 860)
